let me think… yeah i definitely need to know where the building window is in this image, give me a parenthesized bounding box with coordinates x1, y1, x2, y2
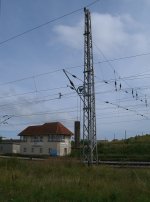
(40, 136, 43, 142)
(31, 148, 34, 153)
(22, 136, 27, 142)
(0, 146, 3, 152)
(34, 136, 38, 142)
(23, 147, 27, 152)
(60, 135, 65, 142)
(48, 135, 52, 142)
(40, 148, 43, 153)
(48, 135, 65, 142)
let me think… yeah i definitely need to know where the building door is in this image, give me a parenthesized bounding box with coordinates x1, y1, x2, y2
(49, 148, 57, 156)
(64, 148, 67, 155)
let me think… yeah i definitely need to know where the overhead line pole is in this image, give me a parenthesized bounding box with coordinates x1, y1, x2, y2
(63, 8, 98, 165)
(83, 8, 98, 165)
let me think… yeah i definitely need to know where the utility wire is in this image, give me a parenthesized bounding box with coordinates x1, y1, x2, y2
(17, 109, 76, 118)
(0, 64, 84, 87)
(4, 115, 149, 127)
(104, 101, 149, 119)
(93, 43, 149, 106)
(100, 118, 150, 125)
(1, 53, 150, 87)
(0, 86, 68, 100)
(6, 117, 77, 127)
(0, 0, 100, 47)
(64, 69, 83, 82)
(0, 91, 76, 109)
(0, 87, 149, 111)
(97, 52, 150, 64)
(1, 72, 150, 101)
(0, 115, 14, 125)
(7, 109, 78, 118)
(0, 0, 1, 17)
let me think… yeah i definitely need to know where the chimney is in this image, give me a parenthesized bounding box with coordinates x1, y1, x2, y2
(74, 121, 80, 148)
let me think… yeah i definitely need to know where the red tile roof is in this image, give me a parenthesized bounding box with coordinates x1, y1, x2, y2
(18, 122, 73, 136)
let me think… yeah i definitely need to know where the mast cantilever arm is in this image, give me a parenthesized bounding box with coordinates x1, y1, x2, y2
(63, 69, 84, 103)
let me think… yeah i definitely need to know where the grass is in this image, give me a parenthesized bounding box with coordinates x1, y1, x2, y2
(0, 158, 150, 202)
(71, 135, 150, 161)
(98, 134, 150, 161)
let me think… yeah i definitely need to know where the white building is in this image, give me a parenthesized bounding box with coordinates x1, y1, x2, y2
(18, 122, 73, 156)
(0, 140, 20, 154)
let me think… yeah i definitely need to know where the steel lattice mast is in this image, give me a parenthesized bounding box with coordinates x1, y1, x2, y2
(83, 7, 98, 164)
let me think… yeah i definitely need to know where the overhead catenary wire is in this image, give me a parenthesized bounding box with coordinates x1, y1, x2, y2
(4, 104, 150, 127)
(0, 85, 68, 100)
(5, 108, 78, 119)
(1, 96, 150, 129)
(0, 53, 150, 88)
(104, 101, 149, 119)
(0, 0, 100, 47)
(0, 0, 1, 17)
(6, 118, 77, 127)
(63, 69, 84, 103)
(96, 52, 150, 64)
(1, 73, 150, 101)
(0, 115, 14, 125)
(0, 2, 150, 112)
(0, 72, 150, 113)
(93, 41, 149, 106)
(0, 85, 149, 112)
(21, 103, 147, 121)
(63, 68, 150, 121)
(99, 117, 150, 125)
(0, 68, 147, 113)
(64, 69, 83, 82)
(0, 3, 150, 137)
(4, 115, 149, 128)
(0, 91, 76, 109)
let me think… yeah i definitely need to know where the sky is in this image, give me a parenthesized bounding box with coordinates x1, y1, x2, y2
(0, 0, 150, 140)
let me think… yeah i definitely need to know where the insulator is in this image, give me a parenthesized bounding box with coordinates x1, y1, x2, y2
(70, 80, 75, 87)
(115, 81, 117, 91)
(120, 83, 122, 90)
(72, 75, 77, 78)
(145, 98, 148, 107)
(132, 89, 134, 98)
(59, 93, 62, 99)
(136, 91, 138, 100)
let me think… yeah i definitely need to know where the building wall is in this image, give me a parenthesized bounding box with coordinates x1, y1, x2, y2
(59, 136, 71, 156)
(12, 144, 20, 154)
(20, 135, 71, 156)
(0, 143, 20, 154)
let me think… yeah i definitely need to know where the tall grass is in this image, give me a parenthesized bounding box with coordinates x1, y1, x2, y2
(0, 158, 150, 202)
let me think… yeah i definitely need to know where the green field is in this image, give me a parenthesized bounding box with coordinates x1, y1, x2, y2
(71, 134, 150, 161)
(0, 158, 150, 202)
